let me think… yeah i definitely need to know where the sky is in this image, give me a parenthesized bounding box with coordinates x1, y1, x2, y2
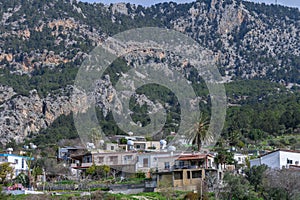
(80, 0, 300, 9)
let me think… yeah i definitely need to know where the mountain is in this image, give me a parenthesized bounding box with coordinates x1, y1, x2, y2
(0, 0, 299, 148)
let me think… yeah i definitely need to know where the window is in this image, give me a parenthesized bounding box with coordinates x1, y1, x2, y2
(287, 159, 293, 164)
(21, 159, 24, 169)
(143, 158, 149, 167)
(86, 156, 92, 163)
(127, 155, 132, 161)
(111, 146, 114, 151)
(192, 170, 202, 179)
(98, 157, 104, 164)
(164, 162, 170, 169)
(14, 159, 18, 164)
(179, 161, 184, 168)
(174, 171, 183, 180)
(187, 171, 191, 179)
(136, 145, 141, 149)
(109, 156, 118, 164)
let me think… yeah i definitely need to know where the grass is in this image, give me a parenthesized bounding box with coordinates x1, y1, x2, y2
(4, 191, 189, 200)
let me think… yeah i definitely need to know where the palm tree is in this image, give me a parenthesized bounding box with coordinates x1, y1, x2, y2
(186, 114, 210, 152)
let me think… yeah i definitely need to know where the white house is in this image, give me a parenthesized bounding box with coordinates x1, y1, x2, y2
(0, 153, 32, 178)
(234, 153, 248, 165)
(250, 149, 300, 169)
(136, 152, 180, 173)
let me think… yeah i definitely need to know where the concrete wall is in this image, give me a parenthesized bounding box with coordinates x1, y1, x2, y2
(250, 158, 261, 167)
(250, 150, 300, 169)
(279, 151, 300, 169)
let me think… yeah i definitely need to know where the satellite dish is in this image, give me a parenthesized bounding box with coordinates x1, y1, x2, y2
(160, 140, 167, 149)
(127, 140, 134, 146)
(160, 140, 167, 145)
(168, 146, 176, 152)
(128, 132, 134, 136)
(99, 140, 105, 145)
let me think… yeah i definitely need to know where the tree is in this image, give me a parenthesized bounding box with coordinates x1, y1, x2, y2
(15, 173, 29, 188)
(0, 163, 13, 183)
(214, 148, 235, 169)
(262, 169, 300, 200)
(86, 164, 110, 180)
(221, 173, 258, 200)
(245, 165, 268, 193)
(25, 153, 34, 188)
(186, 114, 210, 151)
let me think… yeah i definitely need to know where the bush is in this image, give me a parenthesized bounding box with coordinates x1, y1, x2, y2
(184, 192, 200, 200)
(135, 171, 146, 179)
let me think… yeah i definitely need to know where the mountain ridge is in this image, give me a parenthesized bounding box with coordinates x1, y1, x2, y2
(0, 0, 299, 147)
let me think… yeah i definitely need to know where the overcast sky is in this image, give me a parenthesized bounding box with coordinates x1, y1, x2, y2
(80, 0, 300, 9)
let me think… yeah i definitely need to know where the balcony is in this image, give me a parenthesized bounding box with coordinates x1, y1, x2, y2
(174, 165, 202, 170)
(81, 163, 93, 168)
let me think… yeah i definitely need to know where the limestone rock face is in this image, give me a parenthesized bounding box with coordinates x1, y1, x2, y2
(0, 86, 88, 144)
(0, 0, 299, 144)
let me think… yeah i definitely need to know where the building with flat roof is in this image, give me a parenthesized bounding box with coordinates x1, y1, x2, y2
(250, 149, 300, 169)
(0, 153, 33, 178)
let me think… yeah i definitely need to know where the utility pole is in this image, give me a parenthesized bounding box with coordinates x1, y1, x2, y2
(43, 168, 46, 193)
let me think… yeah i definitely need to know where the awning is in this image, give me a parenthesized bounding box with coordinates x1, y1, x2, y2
(177, 155, 207, 161)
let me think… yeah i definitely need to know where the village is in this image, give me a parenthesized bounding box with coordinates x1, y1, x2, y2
(1, 133, 299, 198)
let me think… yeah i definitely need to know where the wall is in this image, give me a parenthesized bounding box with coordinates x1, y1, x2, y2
(250, 150, 300, 169)
(279, 151, 300, 169)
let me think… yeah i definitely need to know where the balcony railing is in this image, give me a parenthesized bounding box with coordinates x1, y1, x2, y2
(174, 165, 203, 169)
(81, 163, 93, 168)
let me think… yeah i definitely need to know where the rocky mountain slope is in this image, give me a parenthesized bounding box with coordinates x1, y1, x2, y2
(0, 0, 299, 145)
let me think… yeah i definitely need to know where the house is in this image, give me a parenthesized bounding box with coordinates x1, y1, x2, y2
(57, 146, 85, 162)
(110, 135, 161, 152)
(234, 153, 248, 165)
(71, 151, 138, 177)
(155, 153, 221, 191)
(133, 141, 161, 151)
(136, 151, 180, 174)
(0, 151, 33, 178)
(104, 143, 119, 152)
(250, 149, 300, 169)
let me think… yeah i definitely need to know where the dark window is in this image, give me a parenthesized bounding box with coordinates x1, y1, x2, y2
(98, 157, 104, 163)
(110, 156, 118, 164)
(187, 171, 191, 179)
(174, 171, 183, 180)
(143, 158, 149, 167)
(136, 145, 141, 149)
(192, 170, 202, 179)
(287, 159, 293, 164)
(21, 159, 24, 169)
(15, 159, 18, 164)
(179, 161, 184, 167)
(111, 146, 114, 150)
(86, 156, 92, 163)
(165, 162, 170, 169)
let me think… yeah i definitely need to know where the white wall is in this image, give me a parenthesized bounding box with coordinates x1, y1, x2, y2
(260, 151, 280, 169)
(279, 151, 300, 169)
(250, 150, 300, 169)
(234, 154, 247, 165)
(0, 154, 30, 178)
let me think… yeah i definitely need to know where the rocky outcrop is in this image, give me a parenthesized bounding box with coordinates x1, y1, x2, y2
(0, 0, 299, 144)
(0, 86, 88, 144)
